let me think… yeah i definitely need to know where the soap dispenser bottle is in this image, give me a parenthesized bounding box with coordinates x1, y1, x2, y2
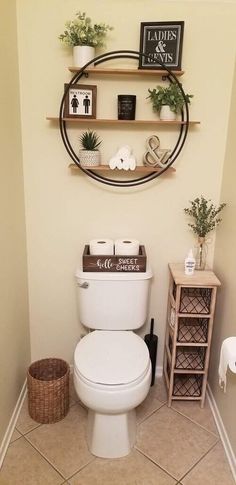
(185, 249, 196, 275)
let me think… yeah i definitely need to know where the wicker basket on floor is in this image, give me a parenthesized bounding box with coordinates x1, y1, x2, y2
(27, 358, 70, 424)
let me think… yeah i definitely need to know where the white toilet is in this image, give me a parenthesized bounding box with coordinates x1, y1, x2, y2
(73, 268, 152, 459)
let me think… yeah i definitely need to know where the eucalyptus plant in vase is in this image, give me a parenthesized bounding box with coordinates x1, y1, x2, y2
(184, 196, 226, 269)
(59, 12, 113, 67)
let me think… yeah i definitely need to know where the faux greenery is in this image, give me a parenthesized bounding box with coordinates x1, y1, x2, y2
(184, 196, 226, 237)
(79, 130, 102, 150)
(147, 82, 193, 114)
(59, 12, 113, 47)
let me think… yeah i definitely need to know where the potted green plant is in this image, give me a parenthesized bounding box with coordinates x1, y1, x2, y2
(59, 12, 113, 67)
(79, 130, 102, 167)
(147, 82, 193, 120)
(184, 196, 226, 269)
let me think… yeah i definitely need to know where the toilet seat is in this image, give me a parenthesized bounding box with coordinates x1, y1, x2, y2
(74, 330, 150, 386)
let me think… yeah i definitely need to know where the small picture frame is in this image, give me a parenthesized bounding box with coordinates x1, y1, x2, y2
(64, 84, 97, 118)
(139, 21, 184, 70)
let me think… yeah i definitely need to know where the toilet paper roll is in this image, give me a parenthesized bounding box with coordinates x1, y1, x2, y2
(114, 239, 140, 256)
(218, 336, 236, 392)
(89, 239, 114, 255)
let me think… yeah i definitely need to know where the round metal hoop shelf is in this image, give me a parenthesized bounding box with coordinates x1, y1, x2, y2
(59, 49, 190, 187)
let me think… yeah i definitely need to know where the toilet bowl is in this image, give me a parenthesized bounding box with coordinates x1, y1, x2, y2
(74, 330, 151, 458)
(74, 267, 153, 458)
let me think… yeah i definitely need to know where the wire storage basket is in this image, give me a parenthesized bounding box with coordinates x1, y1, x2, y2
(27, 358, 70, 424)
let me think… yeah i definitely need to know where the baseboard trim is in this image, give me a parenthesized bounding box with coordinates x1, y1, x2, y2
(0, 379, 27, 469)
(207, 383, 236, 483)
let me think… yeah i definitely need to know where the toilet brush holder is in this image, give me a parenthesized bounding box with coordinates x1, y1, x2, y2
(144, 318, 158, 386)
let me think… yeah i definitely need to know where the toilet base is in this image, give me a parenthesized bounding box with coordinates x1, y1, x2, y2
(87, 408, 136, 458)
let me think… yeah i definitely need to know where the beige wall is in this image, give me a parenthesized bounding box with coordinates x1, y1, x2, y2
(0, 0, 235, 462)
(16, 0, 236, 368)
(209, 59, 236, 454)
(0, 0, 30, 444)
(0, 0, 235, 463)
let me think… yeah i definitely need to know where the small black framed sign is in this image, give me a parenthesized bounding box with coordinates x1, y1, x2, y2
(64, 84, 97, 119)
(139, 21, 184, 70)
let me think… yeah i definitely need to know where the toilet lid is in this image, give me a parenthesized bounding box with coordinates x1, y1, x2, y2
(74, 331, 150, 385)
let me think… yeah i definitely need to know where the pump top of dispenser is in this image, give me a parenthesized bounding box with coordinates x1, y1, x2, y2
(188, 249, 194, 259)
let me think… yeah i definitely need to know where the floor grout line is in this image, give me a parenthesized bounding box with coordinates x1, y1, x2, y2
(9, 433, 23, 445)
(15, 422, 42, 436)
(135, 403, 221, 483)
(178, 440, 220, 483)
(66, 456, 96, 481)
(170, 406, 220, 438)
(18, 424, 43, 438)
(24, 432, 95, 482)
(137, 401, 167, 425)
(22, 435, 67, 480)
(135, 446, 179, 482)
(3, 379, 233, 484)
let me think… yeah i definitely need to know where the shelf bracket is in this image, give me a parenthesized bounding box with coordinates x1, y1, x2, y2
(162, 74, 172, 82)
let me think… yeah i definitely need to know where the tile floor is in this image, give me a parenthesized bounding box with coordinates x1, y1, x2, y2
(0, 377, 235, 485)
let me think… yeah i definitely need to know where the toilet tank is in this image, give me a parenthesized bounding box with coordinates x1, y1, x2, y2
(75, 268, 152, 330)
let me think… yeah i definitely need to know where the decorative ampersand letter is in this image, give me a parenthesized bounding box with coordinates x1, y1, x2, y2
(143, 135, 171, 168)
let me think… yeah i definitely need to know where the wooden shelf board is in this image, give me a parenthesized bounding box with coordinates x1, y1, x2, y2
(177, 312, 212, 318)
(174, 369, 205, 374)
(47, 117, 200, 125)
(68, 163, 176, 173)
(170, 396, 202, 401)
(176, 342, 208, 347)
(169, 263, 221, 287)
(68, 67, 185, 76)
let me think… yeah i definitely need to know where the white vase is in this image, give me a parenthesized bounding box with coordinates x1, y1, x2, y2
(159, 105, 176, 121)
(73, 46, 95, 68)
(79, 150, 100, 167)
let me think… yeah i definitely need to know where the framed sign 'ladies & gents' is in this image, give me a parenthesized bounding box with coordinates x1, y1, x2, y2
(139, 21, 184, 70)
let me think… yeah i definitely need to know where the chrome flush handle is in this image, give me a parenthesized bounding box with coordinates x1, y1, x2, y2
(77, 281, 89, 289)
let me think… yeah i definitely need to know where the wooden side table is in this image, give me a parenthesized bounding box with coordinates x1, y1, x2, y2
(163, 263, 221, 408)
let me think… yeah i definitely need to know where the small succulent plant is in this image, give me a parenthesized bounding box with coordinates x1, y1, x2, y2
(79, 130, 102, 150)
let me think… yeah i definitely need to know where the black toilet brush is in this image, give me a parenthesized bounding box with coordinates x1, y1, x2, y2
(144, 318, 158, 386)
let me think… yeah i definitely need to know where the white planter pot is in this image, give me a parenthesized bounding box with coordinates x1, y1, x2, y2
(159, 105, 177, 121)
(79, 150, 100, 167)
(73, 46, 95, 68)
